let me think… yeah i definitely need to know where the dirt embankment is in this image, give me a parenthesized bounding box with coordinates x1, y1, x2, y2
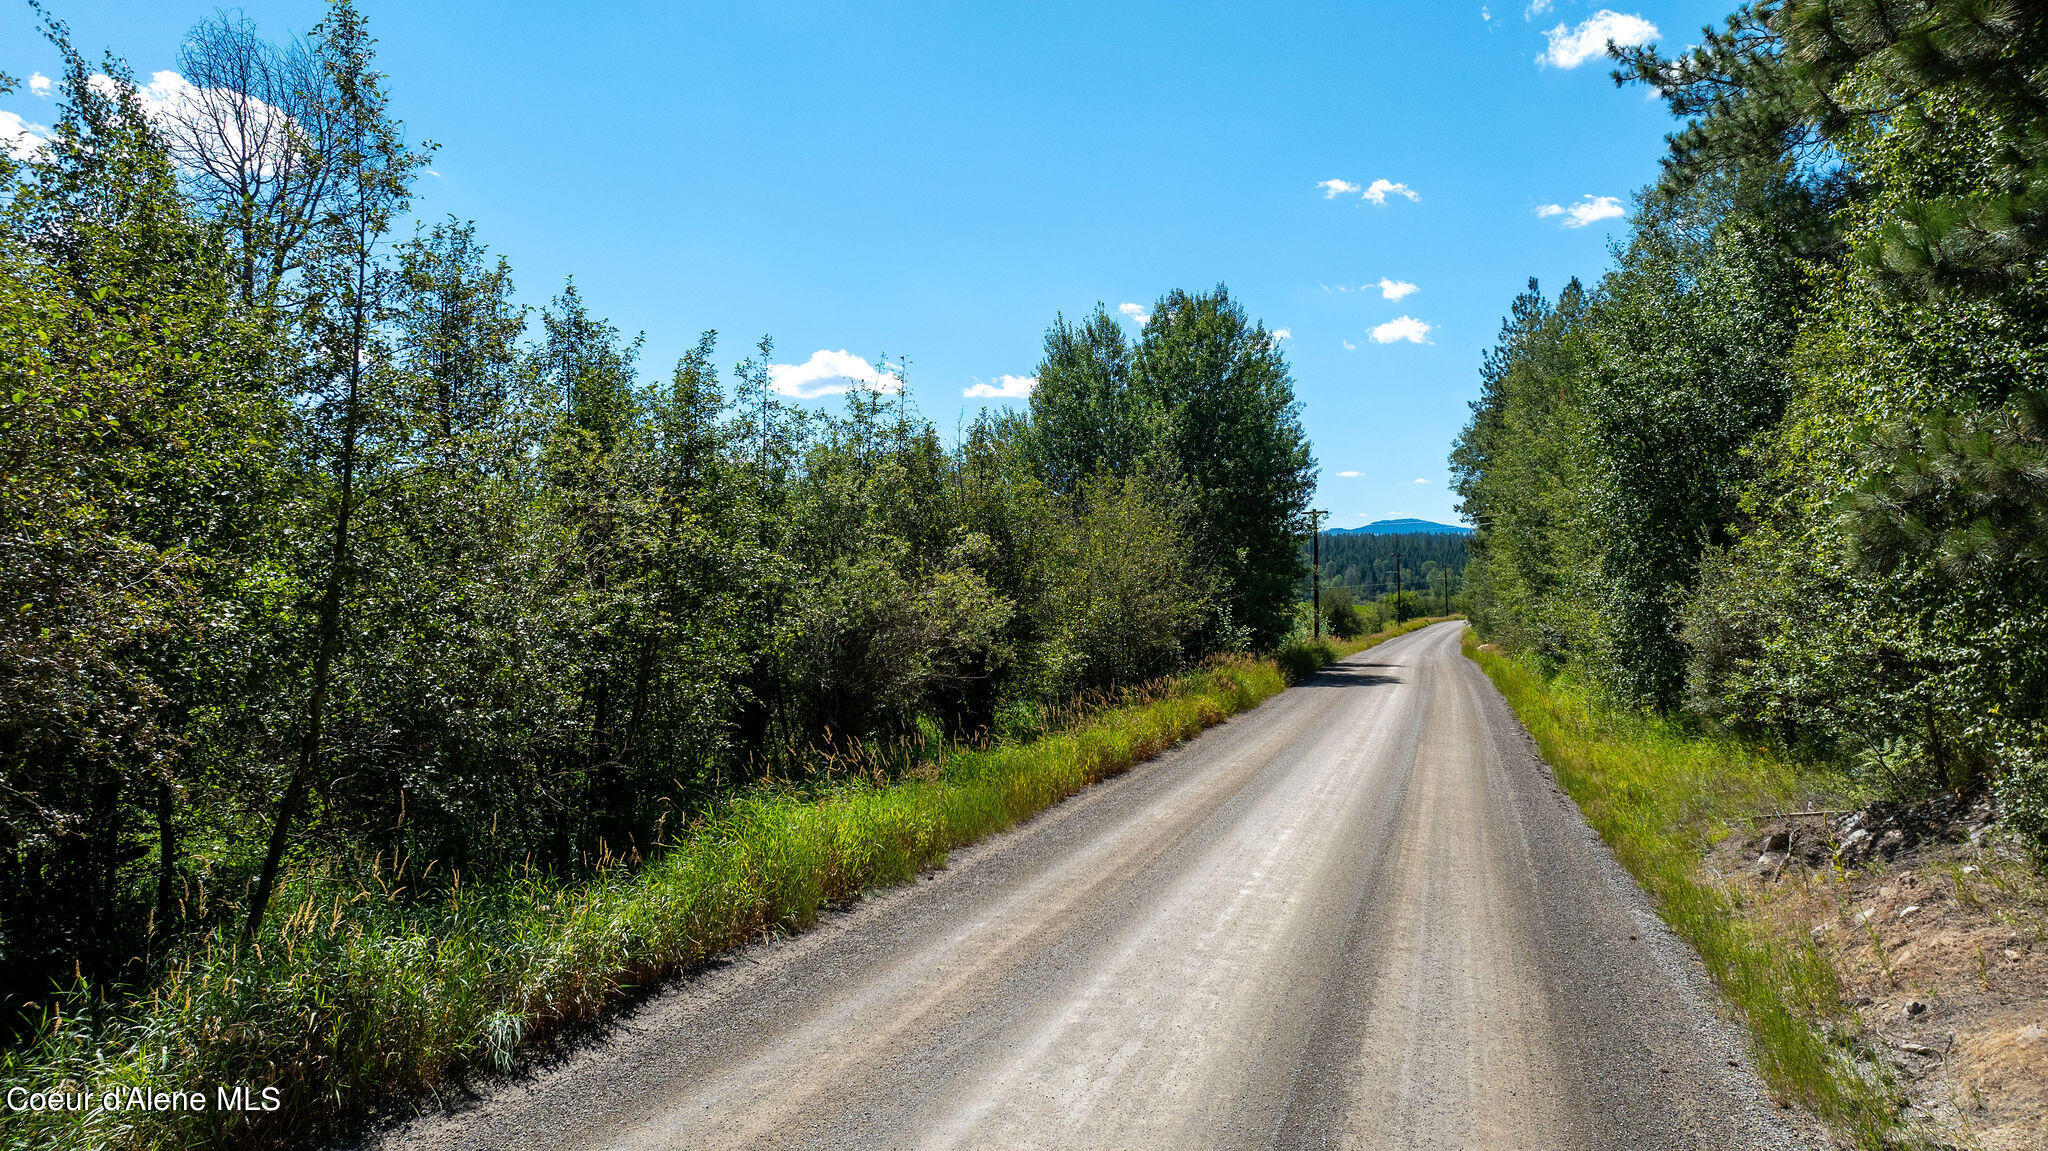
(1721, 798, 2047, 1150)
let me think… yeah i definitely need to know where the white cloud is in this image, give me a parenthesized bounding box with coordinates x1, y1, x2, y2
(1270, 327, 1291, 341)
(1342, 340, 1359, 350)
(1414, 478, 1430, 484)
(1117, 302, 1151, 325)
(1535, 194, 1627, 228)
(768, 349, 904, 399)
(1523, 0, 1553, 19)
(80, 70, 299, 179)
(1362, 178, 1419, 205)
(963, 374, 1036, 399)
(1371, 316, 1433, 345)
(1481, 5, 1493, 21)
(1317, 179, 1418, 205)
(1377, 277, 1419, 301)
(1337, 470, 1362, 478)
(91, 70, 199, 119)
(1539, 11, 1658, 69)
(3, 68, 312, 175)
(0, 110, 49, 160)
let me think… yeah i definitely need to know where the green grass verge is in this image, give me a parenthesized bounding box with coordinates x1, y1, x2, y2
(1463, 631, 1915, 1150)
(3, 629, 1422, 1151)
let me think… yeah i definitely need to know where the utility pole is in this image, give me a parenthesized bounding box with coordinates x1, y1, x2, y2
(1392, 550, 1404, 624)
(1310, 510, 1326, 638)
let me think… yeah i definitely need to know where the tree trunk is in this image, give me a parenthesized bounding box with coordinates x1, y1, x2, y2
(92, 769, 122, 981)
(244, 431, 353, 940)
(155, 774, 177, 934)
(244, 217, 365, 940)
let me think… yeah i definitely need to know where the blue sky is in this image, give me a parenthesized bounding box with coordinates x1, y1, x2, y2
(3, 0, 1729, 526)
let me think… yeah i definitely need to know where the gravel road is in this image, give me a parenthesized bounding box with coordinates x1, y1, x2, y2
(374, 621, 1819, 1151)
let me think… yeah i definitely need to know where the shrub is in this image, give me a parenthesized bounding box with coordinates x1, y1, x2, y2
(1, 657, 1287, 1151)
(1998, 749, 2048, 862)
(1276, 637, 1338, 683)
(1324, 586, 1364, 639)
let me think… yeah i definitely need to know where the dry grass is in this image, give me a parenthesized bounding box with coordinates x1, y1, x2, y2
(1723, 837, 2048, 1149)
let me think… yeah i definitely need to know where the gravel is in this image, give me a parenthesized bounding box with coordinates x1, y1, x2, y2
(365, 622, 1820, 1151)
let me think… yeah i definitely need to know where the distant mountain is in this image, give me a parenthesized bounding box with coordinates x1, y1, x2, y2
(1328, 518, 1472, 536)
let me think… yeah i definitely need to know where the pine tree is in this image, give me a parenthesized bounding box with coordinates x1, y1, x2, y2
(1618, 0, 2048, 291)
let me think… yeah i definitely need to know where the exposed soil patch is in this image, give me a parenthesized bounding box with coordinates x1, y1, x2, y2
(1710, 798, 2048, 1150)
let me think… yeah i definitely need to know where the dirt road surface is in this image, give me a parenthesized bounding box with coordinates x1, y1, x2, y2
(376, 621, 1817, 1151)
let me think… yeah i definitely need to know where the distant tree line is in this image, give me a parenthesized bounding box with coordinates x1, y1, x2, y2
(1295, 532, 1467, 637)
(0, 5, 1313, 1030)
(1453, 0, 2048, 853)
(1305, 532, 1467, 602)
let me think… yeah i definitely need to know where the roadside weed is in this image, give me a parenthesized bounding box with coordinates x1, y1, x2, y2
(1465, 631, 1917, 1150)
(4, 627, 1441, 1151)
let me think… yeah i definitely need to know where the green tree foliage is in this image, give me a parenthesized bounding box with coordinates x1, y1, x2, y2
(951, 413, 1205, 711)
(244, 0, 436, 937)
(1464, 0, 2048, 853)
(1322, 585, 1364, 639)
(1578, 177, 1809, 705)
(0, 5, 1322, 1032)
(1452, 279, 1602, 669)
(1133, 288, 1316, 648)
(0, 35, 282, 999)
(1618, 0, 2048, 291)
(1045, 472, 1208, 691)
(1028, 286, 1315, 649)
(1028, 307, 1143, 491)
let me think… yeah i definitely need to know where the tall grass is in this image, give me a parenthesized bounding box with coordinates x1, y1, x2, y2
(1464, 632, 1915, 1150)
(7, 656, 1299, 1151)
(3, 623, 1457, 1151)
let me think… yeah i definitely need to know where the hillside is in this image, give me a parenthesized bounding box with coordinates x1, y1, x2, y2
(1329, 517, 1471, 535)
